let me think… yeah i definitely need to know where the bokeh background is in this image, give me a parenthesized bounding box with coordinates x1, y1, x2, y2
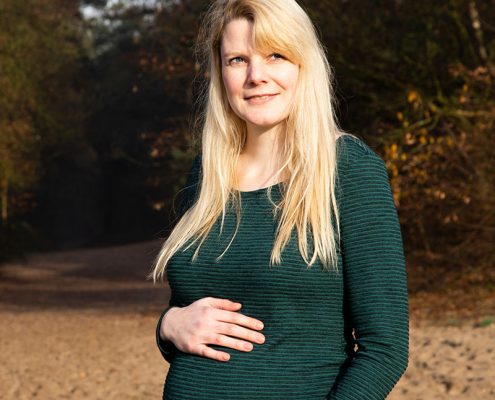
(0, 0, 493, 399)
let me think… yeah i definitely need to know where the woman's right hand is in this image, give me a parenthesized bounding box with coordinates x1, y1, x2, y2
(159, 297, 265, 362)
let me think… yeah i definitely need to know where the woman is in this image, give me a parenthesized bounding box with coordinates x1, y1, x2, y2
(149, 0, 409, 399)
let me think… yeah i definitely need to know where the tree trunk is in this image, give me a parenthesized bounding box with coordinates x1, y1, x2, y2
(469, 1, 488, 63)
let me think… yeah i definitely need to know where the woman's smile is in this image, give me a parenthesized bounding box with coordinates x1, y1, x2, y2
(245, 93, 279, 105)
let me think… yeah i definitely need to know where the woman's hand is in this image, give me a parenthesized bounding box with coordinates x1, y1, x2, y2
(159, 297, 265, 362)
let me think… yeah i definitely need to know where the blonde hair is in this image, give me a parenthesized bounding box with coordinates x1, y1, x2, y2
(149, 0, 353, 283)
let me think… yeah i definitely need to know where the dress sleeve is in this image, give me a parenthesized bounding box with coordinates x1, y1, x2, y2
(327, 151, 409, 399)
(156, 153, 202, 364)
(156, 303, 179, 363)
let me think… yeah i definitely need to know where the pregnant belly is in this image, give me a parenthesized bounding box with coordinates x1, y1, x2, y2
(163, 347, 345, 400)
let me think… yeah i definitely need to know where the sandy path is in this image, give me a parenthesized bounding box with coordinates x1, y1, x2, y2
(0, 240, 493, 399)
(0, 311, 167, 400)
(390, 322, 495, 399)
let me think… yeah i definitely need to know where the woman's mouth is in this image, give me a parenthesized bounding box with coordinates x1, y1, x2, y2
(245, 94, 278, 104)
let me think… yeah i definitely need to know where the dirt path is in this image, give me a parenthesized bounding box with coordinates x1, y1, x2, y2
(0, 240, 493, 399)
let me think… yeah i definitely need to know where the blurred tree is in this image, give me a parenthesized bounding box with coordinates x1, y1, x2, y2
(304, 0, 494, 268)
(81, 0, 208, 243)
(0, 0, 87, 256)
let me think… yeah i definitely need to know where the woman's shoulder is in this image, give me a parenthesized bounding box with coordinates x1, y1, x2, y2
(336, 133, 382, 162)
(335, 133, 390, 188)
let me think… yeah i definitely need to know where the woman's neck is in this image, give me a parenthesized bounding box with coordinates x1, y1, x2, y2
(235, 124, 287, 191)
(242, 122, 284, 159)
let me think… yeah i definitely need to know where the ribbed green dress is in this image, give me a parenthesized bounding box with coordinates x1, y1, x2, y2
(156, 134, 409, 399)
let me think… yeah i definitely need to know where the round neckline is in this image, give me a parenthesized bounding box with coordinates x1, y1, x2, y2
(234, 181, 285, 195)
(233, 135, 347, 196)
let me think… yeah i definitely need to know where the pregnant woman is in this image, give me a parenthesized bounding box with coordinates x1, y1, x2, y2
(149, 0, 409, 399)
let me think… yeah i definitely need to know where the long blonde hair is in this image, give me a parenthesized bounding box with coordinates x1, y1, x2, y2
(149, 0, 352, 283)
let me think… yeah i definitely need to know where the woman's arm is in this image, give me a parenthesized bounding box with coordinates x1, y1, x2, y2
(156, 301, 180, 363)
(327, 149, 409, 399)
(155, 153, 202, 363)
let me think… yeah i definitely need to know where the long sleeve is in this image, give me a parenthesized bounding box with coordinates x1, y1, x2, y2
(327, 149, 409, 399)
(156, 153, 202, 363)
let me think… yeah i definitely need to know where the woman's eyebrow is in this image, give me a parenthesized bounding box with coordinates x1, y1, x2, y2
(223, 51, 245, 58)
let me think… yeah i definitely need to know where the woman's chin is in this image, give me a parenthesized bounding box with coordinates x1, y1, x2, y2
(244, 119, 286, 132)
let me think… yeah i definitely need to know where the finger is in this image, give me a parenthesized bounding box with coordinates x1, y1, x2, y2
(196, 344, 231, 362)
(206, 297, 242, 311)
(215, 309, 264, 331)
(216, 322, 265, 345)
(205, 331, 256, 353)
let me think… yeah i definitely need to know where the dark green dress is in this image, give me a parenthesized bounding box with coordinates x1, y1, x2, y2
(156, 135, 409, 399)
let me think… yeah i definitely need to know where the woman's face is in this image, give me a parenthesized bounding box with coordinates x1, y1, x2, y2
(220, 18, 300, 135)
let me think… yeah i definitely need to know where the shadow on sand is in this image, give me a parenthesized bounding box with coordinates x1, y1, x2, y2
(0, 239, 170, 314)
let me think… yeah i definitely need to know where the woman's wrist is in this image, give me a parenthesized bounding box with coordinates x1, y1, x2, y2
(160, 306, 181, 342)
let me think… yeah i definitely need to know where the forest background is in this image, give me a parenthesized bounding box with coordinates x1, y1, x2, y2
(0, 0, 494, 315)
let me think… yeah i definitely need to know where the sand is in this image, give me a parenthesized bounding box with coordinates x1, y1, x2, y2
(0, 240, 493, 399)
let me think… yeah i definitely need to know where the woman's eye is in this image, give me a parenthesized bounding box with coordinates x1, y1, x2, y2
(229, 56, 245, 64)
(270, 53, 285, 60)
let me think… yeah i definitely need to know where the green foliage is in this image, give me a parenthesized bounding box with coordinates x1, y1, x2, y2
(0, 0, 86, 259)
(0, 0, 85, 217)
(474, 316, 495, 328)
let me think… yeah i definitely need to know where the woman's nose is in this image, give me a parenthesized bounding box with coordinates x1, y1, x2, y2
(247, 59, 268, 85)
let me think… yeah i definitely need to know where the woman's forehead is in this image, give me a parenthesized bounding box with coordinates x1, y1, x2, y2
(220, 18, 293, 58)
(221, 19, 254, 49)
